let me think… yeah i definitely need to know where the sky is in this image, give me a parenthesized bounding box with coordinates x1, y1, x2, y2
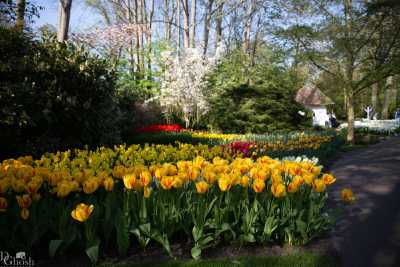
(31, 0, 102, 32)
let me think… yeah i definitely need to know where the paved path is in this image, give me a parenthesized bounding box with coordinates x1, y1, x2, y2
(328, 136, 400, 267)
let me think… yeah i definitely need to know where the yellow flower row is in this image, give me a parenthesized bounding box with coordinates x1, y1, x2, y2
(258, 136, 333, 151)
(191, 132, 240, 140)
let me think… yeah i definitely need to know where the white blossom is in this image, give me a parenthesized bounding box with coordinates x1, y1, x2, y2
(157, 47, 224, 128)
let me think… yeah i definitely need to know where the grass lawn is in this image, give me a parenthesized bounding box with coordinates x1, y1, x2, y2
(100, 253, 338, 267)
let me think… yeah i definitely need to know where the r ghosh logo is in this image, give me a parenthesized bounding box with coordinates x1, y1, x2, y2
(0, 251, 35, 267)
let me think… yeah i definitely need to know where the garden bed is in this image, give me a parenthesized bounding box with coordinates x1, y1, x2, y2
(0, 141, 352, 265)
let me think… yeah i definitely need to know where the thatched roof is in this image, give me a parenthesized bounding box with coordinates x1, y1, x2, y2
(295, 85, 334, 106)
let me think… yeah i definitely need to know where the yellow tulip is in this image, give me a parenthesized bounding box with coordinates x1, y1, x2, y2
(154, 168, 165, 180)
(218, 175, 232, 192)
(144, 186, 151, 198)
(164, 164, 178, 176)
(195, 181, 209, 194)
(272, 172, 283, 184)
(292, 175, 304, 187)
(341, 188, 355, 203)
(173, 176, 184, 188)
(252, 179, 265, 193)
(0, 197, 7, 212)
(322, 174, 336, 185)
(149, 165, 159, 176)
(187, 167, 201, 181)
(83, 178, 99, 194)
(287, 182, 299, 193)
(177, 161, 191, 172)
(55, 180, 74, 198)
(0, 178, 10, 193)
(313, 179, 326, 193)
(203, 170, 216, 184)
(311, 166, 321, 176)
(140, 171, 152, 187)
(24, 180, 39, 194)
(250, 168, 268, 181)
(16, 194, 32, 209)
(112, 165, 126, 179)
(160, 176, 174, 190)
(47, 173, 61, 187)
(20, 208, 29, 220)
(11, 179, 25, 193)
(71, 203, 94, 223)
(289, 167, 303, 177)
(240, 176, 250, 187)
(103, 177, 114, 192)
(123, 174, 136, 190)
(302, 173, 315, 185)
(271, 183, 286, 198)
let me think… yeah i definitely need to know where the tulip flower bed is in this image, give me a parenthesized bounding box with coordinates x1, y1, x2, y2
(0, 142, 352, 264)
(129, 131, 343, 163)
(225, 134, 343, 163)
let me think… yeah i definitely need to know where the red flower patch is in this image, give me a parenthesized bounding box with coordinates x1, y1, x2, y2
(136, 124, 184, 133)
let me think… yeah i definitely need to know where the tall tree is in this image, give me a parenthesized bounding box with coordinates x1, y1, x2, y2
(15, 0, 25, 31)
(381, 76, 397, 119)
(281, 0, 400, 143)
(215, 0, 223, 50)
(243, 0, 255, 53)
(163, 0, 171, 41)
(177, 0, 181, 50)
(57, 0, 73, 42)
(182, 0, 190, 48)
(189, 0, 196, 47)
(202, 0, 214, 55)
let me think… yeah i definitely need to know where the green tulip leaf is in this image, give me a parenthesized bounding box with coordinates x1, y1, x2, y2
(86, 240, 100, 264)
(49, 239, 63, 258)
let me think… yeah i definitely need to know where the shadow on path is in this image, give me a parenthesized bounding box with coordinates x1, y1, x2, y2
(328, 136, 400, 267)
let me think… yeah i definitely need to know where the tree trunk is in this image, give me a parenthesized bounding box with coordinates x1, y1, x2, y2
(347, 93, 355, 144)
(202, 0, 213, 55)
(382, 76, 394, 119)
(134, 0, 142, 76)
(15, 0, 26, 31)
(126, 0, 136, 76)
(189, 0, 196, 48)
(140, 0, 146, 75)
(177, 0, 181, 52)
(57, 0, 73, 42)
(243, 0, 255, 53)
(371, 82, 379, 112)
(392, 76, 398, 112)
(344, 0, 355, 144)
(215, 0, 223, 50)
(250, 15, 261, 66)
(164, 0, 171, 41)
(182, 0, 190, 48)
(147, 0, 154, 79)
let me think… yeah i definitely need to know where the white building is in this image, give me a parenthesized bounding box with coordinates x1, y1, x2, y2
(295, 85, 334, 127)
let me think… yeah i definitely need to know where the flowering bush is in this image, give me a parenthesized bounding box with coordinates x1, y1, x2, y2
(0, 142, 349, 263)
(157, 48, 223, 128)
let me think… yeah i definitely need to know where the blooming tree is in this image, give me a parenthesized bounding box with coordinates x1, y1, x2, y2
(157, 45, 224, 128)
(72, 23, 148, 59)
